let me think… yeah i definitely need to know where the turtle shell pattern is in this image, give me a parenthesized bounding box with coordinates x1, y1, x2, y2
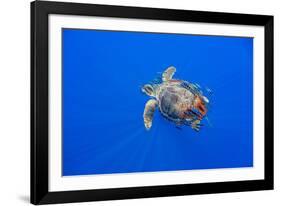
(156, 80, 195, 124)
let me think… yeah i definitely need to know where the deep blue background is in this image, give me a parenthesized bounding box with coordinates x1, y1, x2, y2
(62, 29, 253, 176)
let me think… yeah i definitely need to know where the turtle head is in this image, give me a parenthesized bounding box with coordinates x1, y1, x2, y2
(142, 84, 156, 97)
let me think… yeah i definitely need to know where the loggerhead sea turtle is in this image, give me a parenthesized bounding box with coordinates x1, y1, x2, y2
(141, 66, 209, 131)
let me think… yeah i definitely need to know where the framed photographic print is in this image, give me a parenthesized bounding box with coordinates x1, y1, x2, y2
(31, 0, 274, 204)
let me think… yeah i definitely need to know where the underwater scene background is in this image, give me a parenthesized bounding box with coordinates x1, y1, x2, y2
(62, 29, 253, 176)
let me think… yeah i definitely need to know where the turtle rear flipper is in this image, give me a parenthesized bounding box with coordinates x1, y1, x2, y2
(191, 120, 202, 132)
(143, 99, 158, 130)
(162, 66, 176, 82)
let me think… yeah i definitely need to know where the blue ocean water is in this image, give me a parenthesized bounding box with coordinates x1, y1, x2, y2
(62, 29, 253, 176)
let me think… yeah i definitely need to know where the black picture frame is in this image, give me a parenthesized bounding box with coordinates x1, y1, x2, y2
(31, 0, 274, 204)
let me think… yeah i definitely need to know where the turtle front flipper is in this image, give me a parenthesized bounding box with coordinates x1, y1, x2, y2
(143, 99, 158, 130)
(162, 66, 176, 82)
